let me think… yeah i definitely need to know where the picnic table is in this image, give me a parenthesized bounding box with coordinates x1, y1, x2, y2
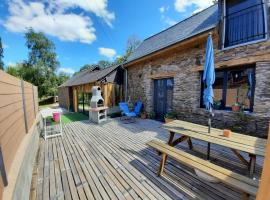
(162, 120, 267, 177)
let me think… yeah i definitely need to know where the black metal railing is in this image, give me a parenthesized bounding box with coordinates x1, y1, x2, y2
(224, 3, 266, 48)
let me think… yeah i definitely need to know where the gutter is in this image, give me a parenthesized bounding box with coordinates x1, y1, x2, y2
(120, 64, 128, 101)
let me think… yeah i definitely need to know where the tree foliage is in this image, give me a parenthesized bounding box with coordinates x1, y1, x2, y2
(0, 37, 4, 70)
(25, 29, 59, 71)
(5, 29, 66, 98)
(57, 72, 70, 85)
(21, 29, 59, 97)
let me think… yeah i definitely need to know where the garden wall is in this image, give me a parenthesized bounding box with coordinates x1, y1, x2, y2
(0, 70, 39, 199)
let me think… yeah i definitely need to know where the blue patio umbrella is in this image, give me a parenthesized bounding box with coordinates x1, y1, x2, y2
(203, 33, 215, 160)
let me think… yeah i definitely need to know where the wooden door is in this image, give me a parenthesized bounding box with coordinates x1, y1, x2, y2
(154, 78, 174, 120)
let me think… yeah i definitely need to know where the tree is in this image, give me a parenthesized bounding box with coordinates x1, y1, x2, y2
(97, 60, 112, 69)
(23, 29, 59, 97)
(0, 37, 4, 70)
(114, 35, 141, 65)
(57, 72, 70, 85)
(6, 64, 21, 77)
(25, 28, 59, 71)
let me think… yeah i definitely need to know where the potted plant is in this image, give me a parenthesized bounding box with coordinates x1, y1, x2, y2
(232, 102, 241, 112)
(213, 100, 221, 110)
(149, 111, 156, 119)
(140, 111, 147, 119)
(164, 111, 177, 123)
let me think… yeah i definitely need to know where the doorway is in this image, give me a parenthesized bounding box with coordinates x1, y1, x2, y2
(153, 78, 174, 120)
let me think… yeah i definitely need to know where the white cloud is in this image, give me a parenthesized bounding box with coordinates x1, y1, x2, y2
(4, 0, 115, 43)
(99, 47, 116, 59)
(7, 62, 16, 67)
(159, 6, 165, 13)
(3, 43, 9, 49)
(174, 0, 213, 14)
(159, 6, 169, 13)
(50, 0, 115, 27)
(164, 18, 177, 26)
(58, 67, 75, 74)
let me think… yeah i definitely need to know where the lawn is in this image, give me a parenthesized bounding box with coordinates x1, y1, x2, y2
(48, 112, 88, 124)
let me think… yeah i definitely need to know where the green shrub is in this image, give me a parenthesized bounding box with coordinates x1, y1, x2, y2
(165, 111, 178, 119)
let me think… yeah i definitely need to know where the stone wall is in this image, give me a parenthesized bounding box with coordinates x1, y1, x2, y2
(127, 37, 270, 138)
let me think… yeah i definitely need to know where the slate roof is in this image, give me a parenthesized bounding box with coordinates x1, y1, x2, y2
(59, 65, 120, 87)
(126, 4, 219, 64)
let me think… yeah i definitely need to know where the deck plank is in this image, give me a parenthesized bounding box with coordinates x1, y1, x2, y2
(31, 119, 261, 200)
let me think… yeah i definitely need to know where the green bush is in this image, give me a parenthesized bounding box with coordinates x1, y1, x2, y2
(165, 111, 178, 119)
(149, 111, 156, 119)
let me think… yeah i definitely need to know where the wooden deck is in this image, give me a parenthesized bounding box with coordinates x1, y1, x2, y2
(30, 119, 263, 200)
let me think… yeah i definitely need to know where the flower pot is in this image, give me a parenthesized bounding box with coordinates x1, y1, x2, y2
(232, 105, 241, 112)
(141, 113, 147, 119)
(164, 118, 175, 124)
(53, 112, 60, 122)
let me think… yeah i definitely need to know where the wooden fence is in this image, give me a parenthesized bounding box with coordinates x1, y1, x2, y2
(0, 70, 38, 197)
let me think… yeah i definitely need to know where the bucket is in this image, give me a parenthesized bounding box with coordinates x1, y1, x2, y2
(53, 112, 60, 122)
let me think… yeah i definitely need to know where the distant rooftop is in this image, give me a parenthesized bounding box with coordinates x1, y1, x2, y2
(126, 4, 219, 64)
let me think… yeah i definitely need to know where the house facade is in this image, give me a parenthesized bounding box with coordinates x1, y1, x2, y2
(125, 0, 270, 137)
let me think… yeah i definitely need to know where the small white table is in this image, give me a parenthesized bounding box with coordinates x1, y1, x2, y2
(40, 108, 63, 140)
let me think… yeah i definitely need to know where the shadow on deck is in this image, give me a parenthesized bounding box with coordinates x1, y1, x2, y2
(30, 118, 262, 200)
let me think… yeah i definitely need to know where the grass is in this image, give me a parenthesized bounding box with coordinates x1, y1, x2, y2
(48, 112, 88, 124)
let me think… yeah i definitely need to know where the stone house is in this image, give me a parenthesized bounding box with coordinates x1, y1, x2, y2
(124, 1, 270, 137)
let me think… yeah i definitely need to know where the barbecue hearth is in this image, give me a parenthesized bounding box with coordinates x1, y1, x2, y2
(89, 86, 108, 123)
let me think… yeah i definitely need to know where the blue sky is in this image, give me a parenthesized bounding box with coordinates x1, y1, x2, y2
(0, 0, 213, 74)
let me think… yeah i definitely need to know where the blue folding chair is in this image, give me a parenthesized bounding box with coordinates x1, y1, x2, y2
(119, 101, 142, 122)
(134, 101, 142, 115)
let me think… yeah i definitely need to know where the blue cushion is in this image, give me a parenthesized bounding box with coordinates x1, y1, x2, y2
(125, 112, 137, 117)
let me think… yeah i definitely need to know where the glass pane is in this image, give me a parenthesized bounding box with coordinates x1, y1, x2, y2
(225, 0, 265, 47)
(78, 92, 84, 112)
(84, 93, 91, 111)
(226, 68, 253, 109)
(213, 71, 224, 109)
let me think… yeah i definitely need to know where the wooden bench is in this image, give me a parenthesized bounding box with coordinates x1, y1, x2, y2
(147, 140, 259, 200)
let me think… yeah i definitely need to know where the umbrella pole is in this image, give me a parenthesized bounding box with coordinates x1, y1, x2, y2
(207, 118, 211, 160)
(207, 112, 213, 160)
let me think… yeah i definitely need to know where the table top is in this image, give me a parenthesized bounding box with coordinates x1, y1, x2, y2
(162, 120, 267, 156)
(40, 108, 62, 118)
(89, 106, 109, 111)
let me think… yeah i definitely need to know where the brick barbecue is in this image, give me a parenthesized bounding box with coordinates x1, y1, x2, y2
(89, 86, 108, 124)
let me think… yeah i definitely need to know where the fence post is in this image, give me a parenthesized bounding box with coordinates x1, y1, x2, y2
(0, 147, 8, 187)
(32, 85, 36, 117)
(21, 80, 28, 133)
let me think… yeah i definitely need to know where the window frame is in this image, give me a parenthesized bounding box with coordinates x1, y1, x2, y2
(222, 0, 268, 50)
(200, 66, 256, 112)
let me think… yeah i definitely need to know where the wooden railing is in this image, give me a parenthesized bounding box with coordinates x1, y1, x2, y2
(0, 70, 38, 197)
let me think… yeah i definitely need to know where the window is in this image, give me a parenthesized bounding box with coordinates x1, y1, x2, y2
(224, 0, 267, 48)
(200, 66, 255, 111)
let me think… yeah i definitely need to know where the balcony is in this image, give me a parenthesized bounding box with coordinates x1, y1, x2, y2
(224, 2, 267, 48)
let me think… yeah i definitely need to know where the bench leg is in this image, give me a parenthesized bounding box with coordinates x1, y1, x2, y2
(159, 132, 175, 156)
(168, 131, 175, 145)
(242, 193, 250, 200)
(249, 154, 256, 178)
(187, 137, 193, 150)
(158, 153, 166, 176)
